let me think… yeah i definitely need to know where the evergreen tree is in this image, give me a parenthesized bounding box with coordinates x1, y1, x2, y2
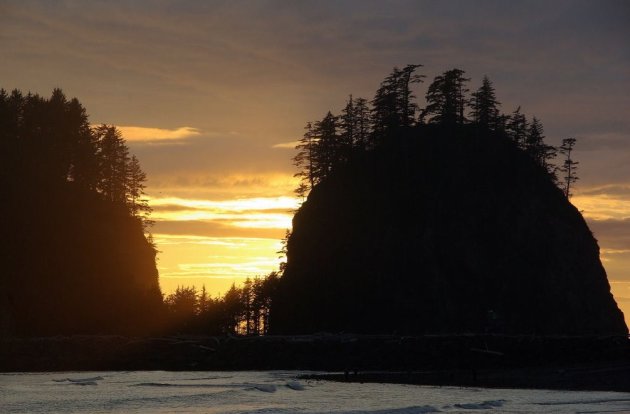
(293, 122, 316, 198)
(525, 117, 557, 177)
(506, 106, 528, 149)
(470, 76, 500, 129)
(371, 64, 423, 141)
(94, 124, 129, 203)
(371, 67, 402, 139)
(423, 68, 470, 125)
(259, 271, 279, 334)
(398, 64, 425, 127)
(198, 285, 209, 315)
(222, 283, 243, 334)
(242, 277, 254, 335)
(165, 286, 198, 322)
(354, 97, 372, 149)
(277, 229, 291, 274)
(558, 137, 579, 198)
(339, 95, 357, 157)
(126, 154, 153, 227)
(67, 98, 100, 191)
(311, 111, 339, 180)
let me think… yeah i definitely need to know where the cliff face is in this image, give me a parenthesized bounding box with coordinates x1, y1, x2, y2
(1, 184, 163, 336)
(272, 126, 627, 335)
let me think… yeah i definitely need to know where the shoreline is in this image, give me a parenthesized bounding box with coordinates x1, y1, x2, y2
(301, 362, 630, 393)
(2, 334, 629, 392)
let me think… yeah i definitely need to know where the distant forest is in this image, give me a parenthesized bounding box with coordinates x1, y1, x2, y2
(0, 65, 583, 336)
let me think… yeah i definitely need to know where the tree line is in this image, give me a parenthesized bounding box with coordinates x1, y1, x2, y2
(0, 88, 152, 227)
(294, 66, 579, 200)
(163, 273, 280, 335)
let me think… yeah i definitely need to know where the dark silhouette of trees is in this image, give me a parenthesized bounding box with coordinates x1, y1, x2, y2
(558, 138, 579, 198)
(163, 272, 280, 335)
(127, 154, 153, 228)
(95, 124, 130, 204)
(165, 286, 199, 330)
(291, 66, 572, 204)
(314, 111, 341, 178)
(0, 88, 160, 336)
(506, 106, 528, 149)
(372, 64, 424, 141)
(353, 97, 372, 149)
(422, 68, 470, 125)
(525, 117, 557, 178)
(293, 122, 316, 198)
(470, 76, 500, 129)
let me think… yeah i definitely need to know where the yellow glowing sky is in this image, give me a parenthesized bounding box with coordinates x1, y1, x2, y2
(2, 2, 629, 324)
(150, 192, 300, 296)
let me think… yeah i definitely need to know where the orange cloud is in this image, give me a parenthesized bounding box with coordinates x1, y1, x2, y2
(118, 126, 201, 142)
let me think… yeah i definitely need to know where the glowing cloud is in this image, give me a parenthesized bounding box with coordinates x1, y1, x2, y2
(572, 192, 630, 221)
(272, 141, 300, 149)
(118, 126, 201, 142)
(150, 195, 299, 212)
(154, 235, 285, 295)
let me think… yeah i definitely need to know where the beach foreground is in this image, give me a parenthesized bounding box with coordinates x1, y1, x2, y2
(2, 370, 630, 413)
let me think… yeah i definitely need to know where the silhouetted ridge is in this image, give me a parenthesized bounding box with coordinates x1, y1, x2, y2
(272, 124, 627, 335)
(0, 88, 161, 336)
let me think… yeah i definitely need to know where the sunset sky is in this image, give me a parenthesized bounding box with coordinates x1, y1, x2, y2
(2, 1, 629, 321)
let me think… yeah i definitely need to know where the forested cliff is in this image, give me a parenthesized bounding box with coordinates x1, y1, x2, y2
(271, 67, 627, 335)
(0, 89, 162, 336)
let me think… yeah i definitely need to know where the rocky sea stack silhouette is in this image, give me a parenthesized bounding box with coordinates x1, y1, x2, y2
(271, 124, 627, 335)
(0, 89, 162, 336)
(0, 184, 162, 336)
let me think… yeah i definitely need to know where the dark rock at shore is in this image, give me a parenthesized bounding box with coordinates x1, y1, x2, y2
(271, 125, 627, 335)
(1, 334, 629, 391)
(0, 185, 162, 336)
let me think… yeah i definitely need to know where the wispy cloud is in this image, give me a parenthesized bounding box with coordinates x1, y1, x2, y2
(150, 195, 299, 212)
(149, 195, 297, 239)
(572, 190, 630, 221)
(272, 141, 299, 149)
(118, 126, 201, 142)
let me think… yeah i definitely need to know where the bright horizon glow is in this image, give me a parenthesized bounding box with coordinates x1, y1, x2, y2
(154, 233, 285, 296)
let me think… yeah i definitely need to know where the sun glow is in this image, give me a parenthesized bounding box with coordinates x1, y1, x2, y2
(154, 234, 285, 296)
(148, 185, 300, 296)
(149, 195, 299, 237)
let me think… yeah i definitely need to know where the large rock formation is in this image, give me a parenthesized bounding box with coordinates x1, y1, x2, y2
(0, 184, 163, 336)
(272, 125, 627, 335)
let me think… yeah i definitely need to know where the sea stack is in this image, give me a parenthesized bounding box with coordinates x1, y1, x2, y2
(271, 125, 627, 335)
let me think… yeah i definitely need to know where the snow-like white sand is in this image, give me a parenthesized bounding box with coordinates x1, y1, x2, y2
(1, 371, 629, 413)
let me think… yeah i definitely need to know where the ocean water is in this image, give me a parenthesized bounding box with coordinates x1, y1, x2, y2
(1, 371, 629, 413)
